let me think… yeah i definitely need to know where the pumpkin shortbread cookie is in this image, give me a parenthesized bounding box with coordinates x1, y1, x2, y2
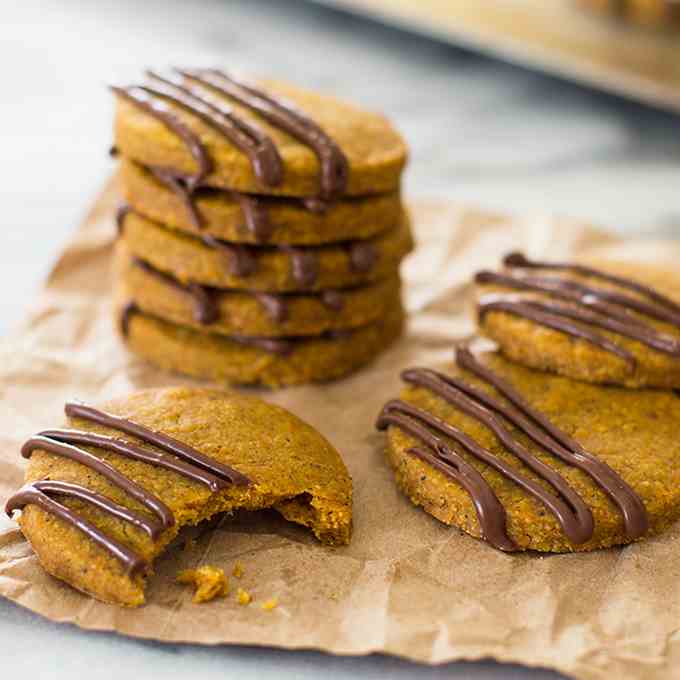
(120, 159, 403, 245)
(475, 252, 680, 388)
(112, 70, 407, 198)
(119, 208, 413, 293)
(118, 299, 404, 387)
(377, 348, 679, 553)
(6, 388, 352, 606)
(115, 243, 401, 337)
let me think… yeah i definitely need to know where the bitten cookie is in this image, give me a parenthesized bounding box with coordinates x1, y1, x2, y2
(113, 70, 407, 197)
(6, 388, 353, 606)
(118, 299, 404, 387)
(377, 348, 679, 553)
(475, 252, 680, 388)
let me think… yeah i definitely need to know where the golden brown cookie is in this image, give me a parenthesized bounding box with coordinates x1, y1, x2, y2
(377, 348, 679, 553)
(113, 70, 407, 197)
(115, 243, 401, 337)
(118, 208, 413, 293)
(475, 252, 680, 388)
(117, 299, 404, 387)
(6, 388, 353, 606)
(120, 158, 404, 245)
(576, 0, 680, 28)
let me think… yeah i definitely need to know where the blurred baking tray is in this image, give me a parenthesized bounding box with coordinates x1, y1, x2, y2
(307, 0, 680, 114)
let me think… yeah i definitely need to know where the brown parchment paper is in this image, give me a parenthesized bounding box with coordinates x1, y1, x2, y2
(1, 179, 679, 680)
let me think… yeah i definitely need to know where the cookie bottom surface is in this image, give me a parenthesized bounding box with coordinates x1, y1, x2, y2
(119, 302, 404, 387)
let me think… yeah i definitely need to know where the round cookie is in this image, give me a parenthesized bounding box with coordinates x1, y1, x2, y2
(120, 159, 404, 245)
(118, 299, 404, 387)
(576, 0, 680, 28)
(119, 209, 413, 293)
(377, 350, 680, 553)
(8, 388, 353, 606)
(115, 243, 402, 337)
(475, 253, 680, 388)
(113, 72, 407, 197)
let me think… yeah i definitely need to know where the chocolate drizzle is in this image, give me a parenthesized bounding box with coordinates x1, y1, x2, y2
(376, 349, 648, 551)
(199, 234, 257, 278)
(145, 70, 283, 188)
(120, 301, 138, 337)
(132, 258, 218, 325)
(254, 293, 289, 323)
(116, 204, 132, 235)
(111, 68, 350, 226)
(281, 246, 319, 288)
(348, 241, 378, 273)
(476, 252, 680, 366)
(179, 69, 349, 199)
(110, 85, 211, 189)
(6, 402, 250, 574)
(320, 289, 344, 311)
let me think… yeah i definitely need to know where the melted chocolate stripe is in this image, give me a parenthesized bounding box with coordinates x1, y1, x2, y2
(200, 233, 257, 278)
(110, 86, 211, 188)
(132, 257, 218, 326)
(505, 252, 680, 316)
(6, 486, 147, 574)
(148, 166, 203, 230)
(144, 71, 282, 188)
(478, 270, 680, 335)
(376, 402, 516, 551)
(456, 348, 648, 539)
(400, 371, 594, 544)
(65, 402, 250, 486)
(21, 435, 174, 528)
(181, 69, 349, 199)
(22, 480, 162, 540)
(478, 296, 637, 366)
(39, 429, 227, 493)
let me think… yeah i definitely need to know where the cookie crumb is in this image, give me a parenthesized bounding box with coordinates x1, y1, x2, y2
(261, 597, 278, 611)
(177, 566, 229, 603)
(236, 587, 252, 605)
(232, 562, 244, 578)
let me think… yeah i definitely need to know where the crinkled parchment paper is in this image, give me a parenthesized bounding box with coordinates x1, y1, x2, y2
(0, 178, 679, 680)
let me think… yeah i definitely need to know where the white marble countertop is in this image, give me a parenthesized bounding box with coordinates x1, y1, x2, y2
(1, 0, 678, 677)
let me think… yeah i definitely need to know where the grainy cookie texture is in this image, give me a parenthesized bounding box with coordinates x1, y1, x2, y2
(115, 242, 402, 338)
(120, 159, 404, 245)
(8, 388, 353, 606)
(378, 351, 680, 553)
(114, 75, 407, 197)
(118, 298, 404, 387)
(475, 253, 680, 388)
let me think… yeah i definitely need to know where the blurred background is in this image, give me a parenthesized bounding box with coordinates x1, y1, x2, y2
(0, 2, 679, 675)
(3, 0, 679, 336)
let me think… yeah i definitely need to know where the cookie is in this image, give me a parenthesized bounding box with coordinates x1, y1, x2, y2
(118, 208, 413, 293)
(112, 69, 407, 198)
(118, 299, 404, 387)
(120, 158, 403, 245)
(115, 243, 401, 337)
(6, 388, 352, 606)
(576, 0, 680, 28)
(376, 348, 679, 553)
(475, 252, 680, 388)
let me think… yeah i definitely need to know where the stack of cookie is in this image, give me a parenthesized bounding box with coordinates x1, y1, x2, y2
(377, 251, 680, 554)
(110, 69, 410, 386)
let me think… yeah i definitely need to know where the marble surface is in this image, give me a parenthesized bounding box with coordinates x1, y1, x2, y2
(1, 0, 678, 677)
